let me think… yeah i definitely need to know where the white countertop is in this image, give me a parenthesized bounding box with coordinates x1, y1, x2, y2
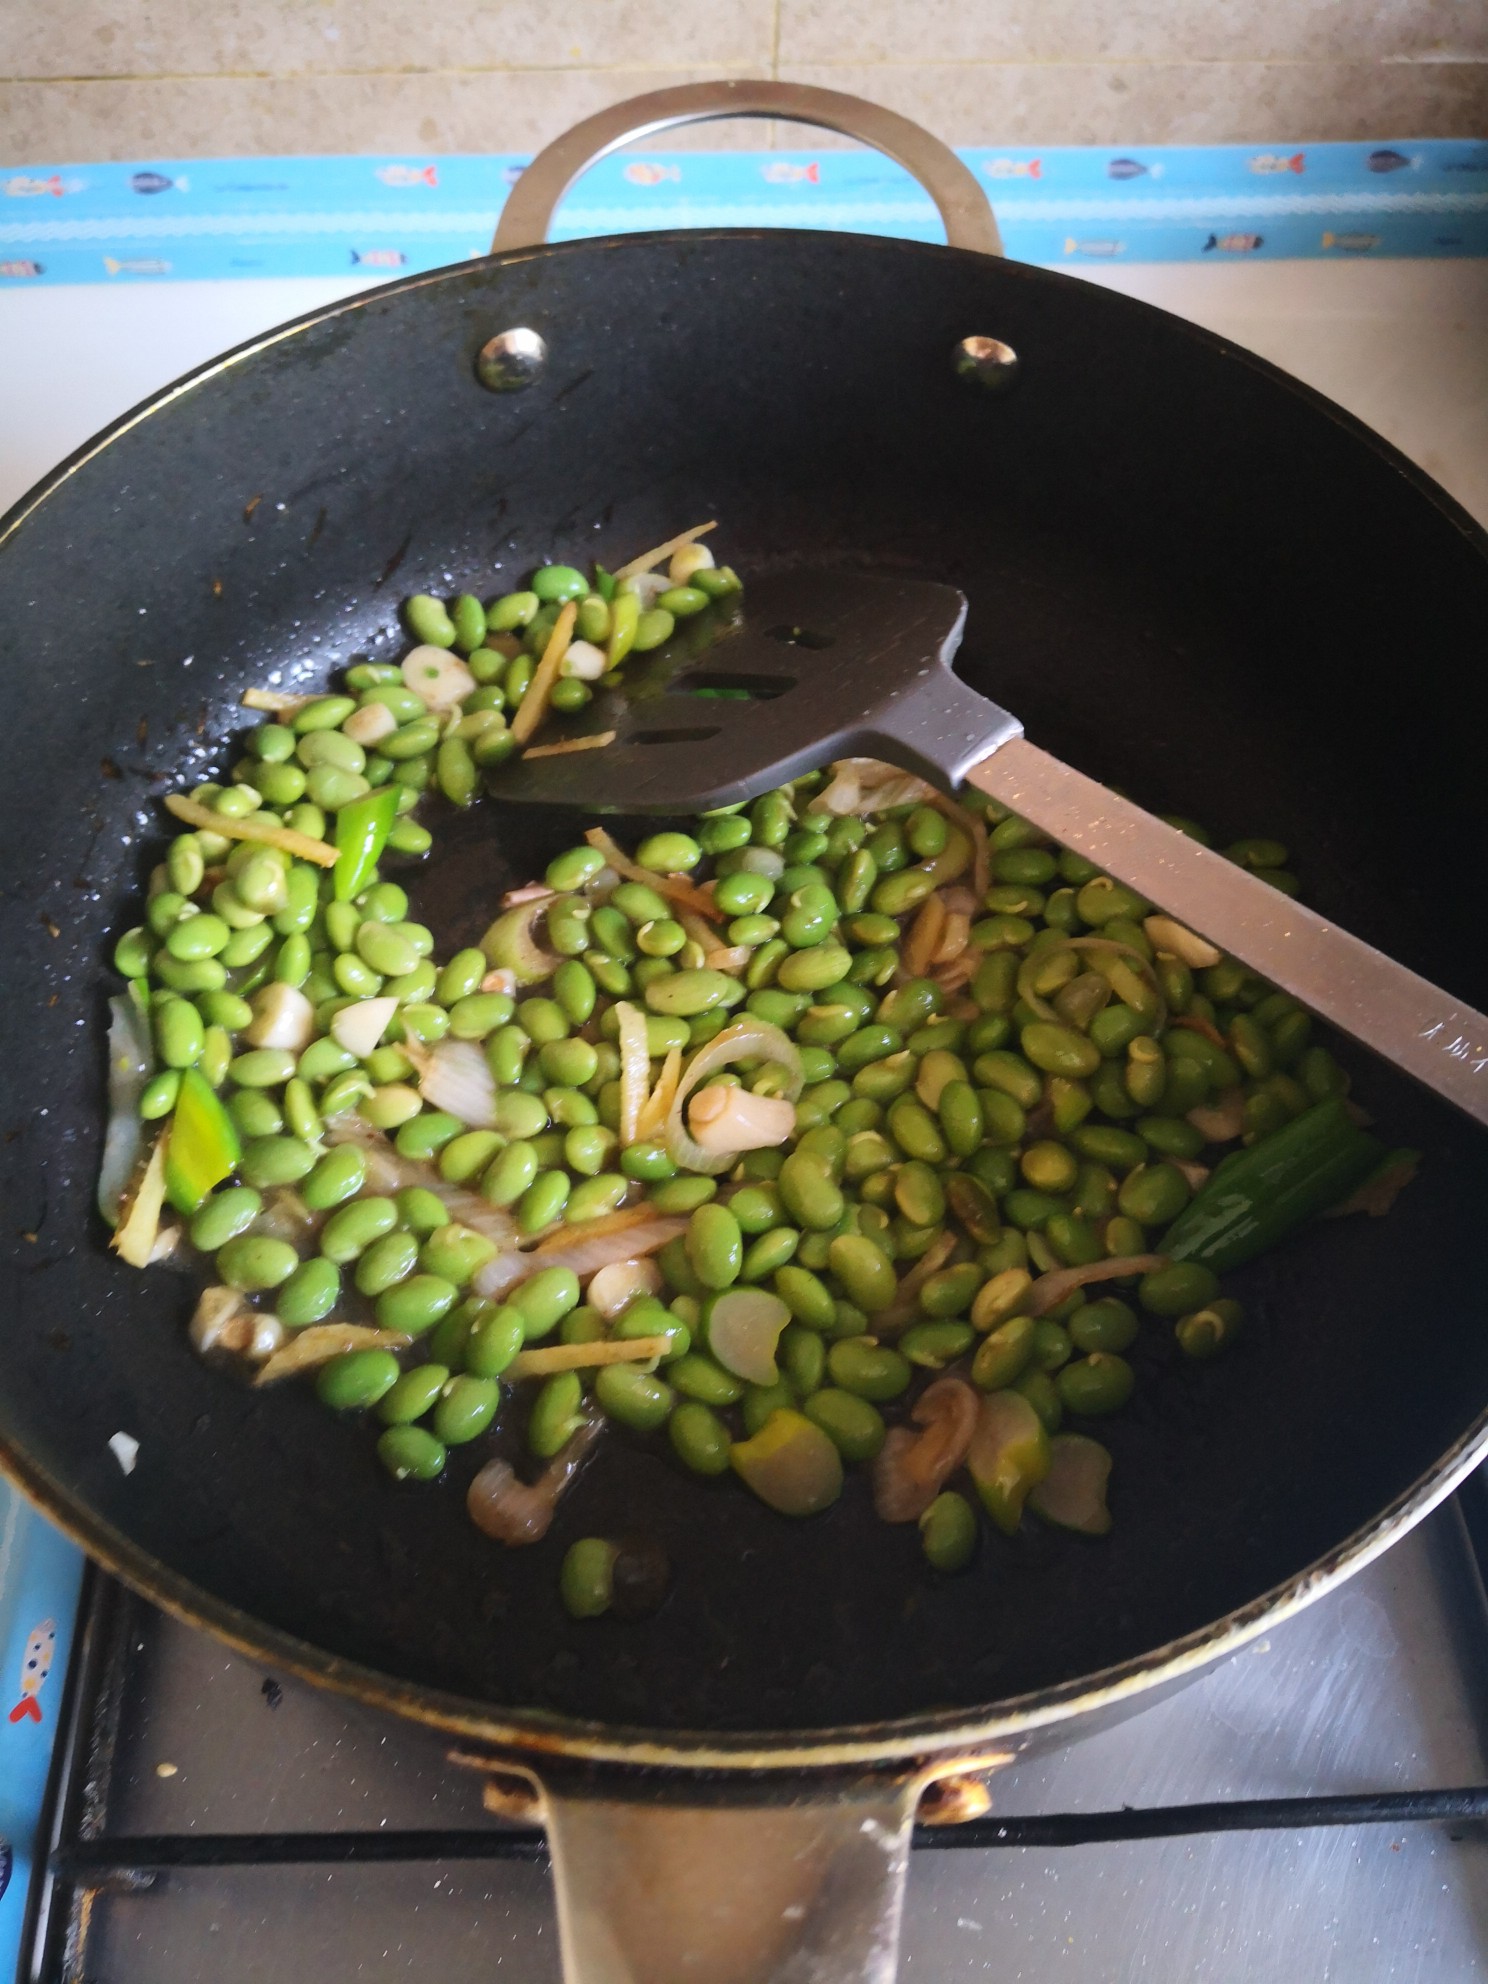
(3, 258, 1486, 527)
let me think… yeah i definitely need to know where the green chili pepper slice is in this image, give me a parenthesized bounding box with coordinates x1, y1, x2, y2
(1161, 1097, 1381, 1272)
(163, 1067, 242, 1215)
(333, 785, 401, 902)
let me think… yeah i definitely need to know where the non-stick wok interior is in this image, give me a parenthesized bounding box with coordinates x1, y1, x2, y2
(2, 232, 1486, 1738)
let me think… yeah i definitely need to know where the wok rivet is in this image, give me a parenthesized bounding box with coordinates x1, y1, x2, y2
(953, 335, 1019, 393)
(477, 327, 548, 393)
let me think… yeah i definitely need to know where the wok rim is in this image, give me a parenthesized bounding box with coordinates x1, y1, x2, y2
(4, 225, 1487, 1771)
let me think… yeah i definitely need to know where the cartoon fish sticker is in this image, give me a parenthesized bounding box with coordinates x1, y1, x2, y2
(1249, 151, 1305, 174)
(8, 1619, 56, 1724)
(4, 173, 82, 198)
(103, 256, 171, 275)
(1366, 149, 1417, 174)
(350, 248, 407, 267)
(375, 164, 439, 188)
(1063, 236, 1124, 257)
(1107, 157, 1162, 180)
(0, 259, 43, 277)
(1204, 232, 1264, 252)
(761, 161, 820, 185)
(1321, 231, 1380, 252)
(131, 170, 189, 194)
(983, 158, 1041, 180)
(623, 162, 681, 186)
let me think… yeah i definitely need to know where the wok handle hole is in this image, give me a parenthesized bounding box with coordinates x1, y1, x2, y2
(765, 624, 834, 651)
(677, 671, 794, 702)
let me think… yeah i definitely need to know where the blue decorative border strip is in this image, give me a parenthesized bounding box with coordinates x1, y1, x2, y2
(1, 140, 1485, 281)
(0, 1480, 84, 1981)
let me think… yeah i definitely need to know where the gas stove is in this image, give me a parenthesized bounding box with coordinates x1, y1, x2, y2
(19, 1480, 1488, 1982)
(3, 233, 1487, 1984)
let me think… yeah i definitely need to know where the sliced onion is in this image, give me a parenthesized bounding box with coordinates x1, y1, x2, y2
(587, 1258, 663, 1319)
(707, 1288, 790, 1386)
(902, 893, 948, 977)
(687, 1085, 796, 1156)
(933, 790, 989, 900)
(467, 1416, 602, 1545)
(1026, 1254, 1167, 1315)
(634, 1044, 683, 1142)
(1143, 915, 1222, 969)
(871, 1378, 979, 1522)
(665, 1020, 804, 1175)
(323, 1116, 519, 1247)
(481, 899, 561, 985)
(1028, 1433, 1113, 1535)
(331, 995, 398, 1060)
(471, 1214, 686, 1300)
(100, 989, 153, 1224)
(876, 1230, 957, 1330)
(416, 1038, 497, 1126)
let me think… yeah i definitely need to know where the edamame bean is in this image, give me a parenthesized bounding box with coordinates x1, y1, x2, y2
(1055, 1353, 1135, 1416)
(919, 1491, 977, 1571)
(972, 1314, 1037, 1391)
(216, 1234, 298, 1291)
(377, 1363, 450, 1426)
(139, 1068, 183, 1119)
(669, 1400, 731, 1475)
(375, 1274, 458, 1336)
(320, 1195, 399, 1263)
(277, 1256, 342, 1328)
(685, 1203, 743, 1290)
(1138, 1261, 1220, 1317)
(899, 1320, 974, 1369)
(189, 1186, 263, 1253)
(594, 1363, 675, 1432)
(826, 1338, 911, 1402)
(803, 1388, 886, 1461)
(433, 1374, 501, 1445)
(528, 1371, 585, 1458)
(318, 1348, 401, 1411)
(377, 1425, 448, 1481)
(827, 1234, 897, 1314)
(510, 1265, 581, 1340)
(239, 1136, 316, 1189)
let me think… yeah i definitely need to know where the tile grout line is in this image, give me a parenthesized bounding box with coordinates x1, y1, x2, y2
(3, 54, 1487, 87)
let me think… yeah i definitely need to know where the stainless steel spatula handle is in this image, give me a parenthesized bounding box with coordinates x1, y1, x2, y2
(971, 736, 1488, 1130)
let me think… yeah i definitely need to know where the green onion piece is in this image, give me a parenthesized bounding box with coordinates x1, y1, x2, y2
(163, 1068, 242, 1215)
(333, 785, 401, 903)
(592, 563, 617, 603)
(1161, 1097, 1381, 1272)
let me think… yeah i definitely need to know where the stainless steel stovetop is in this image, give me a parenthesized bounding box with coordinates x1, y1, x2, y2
(24, 1479, 1488, 1983)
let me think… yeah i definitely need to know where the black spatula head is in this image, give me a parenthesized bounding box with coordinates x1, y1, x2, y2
(487, 568, 1022, 815)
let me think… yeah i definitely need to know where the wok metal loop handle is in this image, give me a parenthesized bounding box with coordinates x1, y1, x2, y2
(491, 79, 1003, 258)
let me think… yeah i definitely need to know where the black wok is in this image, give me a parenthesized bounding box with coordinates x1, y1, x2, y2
(2, 81, 1487, 1983)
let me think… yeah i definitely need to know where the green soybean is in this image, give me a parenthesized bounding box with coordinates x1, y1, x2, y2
(318, 1348, 401, 1411)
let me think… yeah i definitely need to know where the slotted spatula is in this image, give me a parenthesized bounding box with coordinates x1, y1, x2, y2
(496, 568, 1488, 1126)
